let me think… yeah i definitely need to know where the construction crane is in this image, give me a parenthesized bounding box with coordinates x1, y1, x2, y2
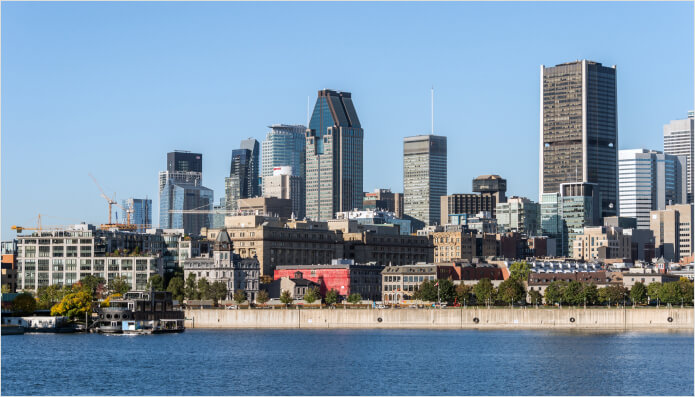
(11, 214, 69, 233)
(89, 173, 138, 231)
(89, 173, 117, 225)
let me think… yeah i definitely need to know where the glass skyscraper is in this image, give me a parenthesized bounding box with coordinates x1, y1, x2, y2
(663, 112, 694, 203)
(239, 138, 261, 198)
(540, 60, 618, 219)
(305, 89, 363, 221)
(122, 198, 153, 232)
(225, 148, 252, 211)
(261, 124, 306, 182)
(403, 135, 447, 226)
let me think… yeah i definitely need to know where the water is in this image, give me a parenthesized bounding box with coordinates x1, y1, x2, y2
(1, 329, 693, 396)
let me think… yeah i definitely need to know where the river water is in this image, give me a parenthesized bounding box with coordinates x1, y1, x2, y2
(1, 329, 692, 395)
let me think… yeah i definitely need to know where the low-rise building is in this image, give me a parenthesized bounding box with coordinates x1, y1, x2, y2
(572, 226, 632, 261)
(2, 241, 18, 292)
(621, 273, 681, 289)
(238, 197, 293, 219)
(527, 271, 617, 297)
(432, 229, 497, 262)
(266, 272, 319, 300)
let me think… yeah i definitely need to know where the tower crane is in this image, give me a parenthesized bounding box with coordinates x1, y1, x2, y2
(11, 214, 69, 233)
(89, 173, 137, 231)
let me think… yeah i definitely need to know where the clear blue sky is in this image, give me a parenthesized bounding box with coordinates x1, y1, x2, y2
(2, 1, 693, 237)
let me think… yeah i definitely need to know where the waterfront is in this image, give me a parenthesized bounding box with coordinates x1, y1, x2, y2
(1, 329, 693, 396)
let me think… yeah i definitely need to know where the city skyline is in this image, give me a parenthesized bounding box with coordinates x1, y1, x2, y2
(2, 1, 693, 237)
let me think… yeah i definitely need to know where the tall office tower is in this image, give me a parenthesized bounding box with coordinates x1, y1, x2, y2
(540, 60, 618, 219)
(261, 125, 306, 191)
(159, 151, 213, 235)
(122, 198, 153, 232)
(240, 138, 261, 197)
(403, 135, 447, 226)
(225, 148, 253, 211)
(560, 182, 601, 257)
(650, 204, 694, 262)
(663, 112, 695, 203)
(618, 149, 687, 229)
(263, 166, 305, 219)
(305, 89, 363, 221)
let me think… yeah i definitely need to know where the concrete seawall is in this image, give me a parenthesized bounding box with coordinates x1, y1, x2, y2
(185, 307, 694, 331)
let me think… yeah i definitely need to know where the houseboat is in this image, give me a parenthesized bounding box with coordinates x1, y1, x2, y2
(96, 290, 184, 334)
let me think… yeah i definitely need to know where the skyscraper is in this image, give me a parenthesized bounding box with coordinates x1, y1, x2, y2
(663, 112, 695, 203)
(122, 198, 153, 232)
(261, 124, 306, 187)
(239, 138, 261, 198)
(305, 89, 363, 221)
(263, 166, 305, 218)
(159, 151, 213, 235)
(403, 134, 447, 226)
(540, 60, 618, 218)
(225, 148, 252, 211)
(618, 149, 687, 229)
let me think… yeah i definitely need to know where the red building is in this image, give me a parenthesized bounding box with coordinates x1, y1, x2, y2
(273, 259, 383, 301)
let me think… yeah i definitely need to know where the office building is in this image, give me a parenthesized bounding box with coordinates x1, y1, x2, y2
(495, 196, 540, 236)
(261, 124, 306, 194)
(663, 112, 695, 202)
(226, 140, 261, 211)
(618, 149, 687, 229)
(363, 189, 399, 213)
(561, 182, 601, 258)
(167, 151, 202, 173)
(540, 60, 618, 218)
(540, 192, 565, 256)
(440, 175, 506, 225)
(238, 197, 293, 218)
(403, 135, 447, 226)
(572, 226, 631, 261)
(650, 204, 694, 262)
(305, 89, 364, 221)
(240, 138, 261, 197)
(122, 198, 153, 232)
(263, 166, 304, 218)
(335, 209, 412, 235)
(212, 198, 227, 229)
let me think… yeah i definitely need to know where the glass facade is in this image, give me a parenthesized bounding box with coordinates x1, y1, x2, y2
(663, 113, 694, 203)
(403, 135, 447, 226)
(159, 182, 213, 235)
(122, 198, 152, 232)
(261, 125, 306, 183)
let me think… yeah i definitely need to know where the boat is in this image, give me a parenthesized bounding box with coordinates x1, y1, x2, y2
(95, 290, 185, 334)
(1, 324, 25, 335)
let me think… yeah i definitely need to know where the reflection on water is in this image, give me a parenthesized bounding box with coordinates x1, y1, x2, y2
(2, 329, 693, 396)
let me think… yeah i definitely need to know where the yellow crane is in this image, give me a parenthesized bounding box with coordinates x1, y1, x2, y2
(11, 214, 68, 233)
(88, 173, 138, 231)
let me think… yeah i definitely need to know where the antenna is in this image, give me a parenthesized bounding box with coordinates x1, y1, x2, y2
(431, 86, 434, 134)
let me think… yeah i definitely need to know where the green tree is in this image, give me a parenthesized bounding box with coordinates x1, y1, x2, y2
(146, 274, 165, 291)
(184, 273, 198, 300)
(324, 289, 339, 306)
(51, 290, 92, 319)
(166, 277, 185, 303)
(455, 284, 473, 304)
(509, 261, 531, 282)
(497, 278, 526, 306)
(544, 281, 567, 305)
(657, 282, 682, 305)
(630, 282, 647, 305)
(36, 285, 64, 310)
(256, 290, 270, 305)
(676, 278, 694, 305)
(303, 287, 319, 304)
(528, 289, 543, 305)
(347, 293, 362, 304)
(13, 292, 37, 315)
(413, 279, 437, 302)
(1, 284, 11, 293)
(647, 282, 662, 304)
(210, 281, 228, 306)
(197, 278, 211, 300)
(563, 281, 584, 306)
(280, 290, 293, 306)
(473, 278, 496, 306)
(79, 275, 106, 297)
(579, 283, 599, 306)
(108, 275, 131, 295)
(233, 289, 247, 305)
(437, 279, 456, 303)
(598, 285, 628, 306)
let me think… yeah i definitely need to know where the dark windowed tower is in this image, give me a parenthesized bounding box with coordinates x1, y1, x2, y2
(540, 60, 617, 218)
(305, 89, 363, 221)
(167, 151, 202, 173)
(239, 138, 261, 198)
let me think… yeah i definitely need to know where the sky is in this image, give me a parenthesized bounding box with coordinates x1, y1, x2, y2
(1, 1, 693, 238)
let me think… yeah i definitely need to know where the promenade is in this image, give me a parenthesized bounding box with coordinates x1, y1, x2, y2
(184, 307, 694, 331)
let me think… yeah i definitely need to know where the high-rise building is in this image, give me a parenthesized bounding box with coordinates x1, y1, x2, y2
(404, 135, 447, 226)
(305, 89, 363, 221)
(540, 60, 618, 218)
(650, 204, 694, 262)
(263, 166, 304, 218)
(226, 148, 254, 211)
(240, 138, 261, 198)
(663, 112, 695, 203)
(618, 149, 687, 229)
(159, 151, 213, 235)
(561, 182, 601, 257)
(261, 125, 306, 191)
(440, 175, 506, 225)
(496, 196, 540, 236)
(540, 192, 565, 257)
(122, 198, 153, 232)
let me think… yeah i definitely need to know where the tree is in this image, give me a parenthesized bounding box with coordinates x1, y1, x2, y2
(197, 278, 211, 300)
(437, 279, 456, 303)
(13, 292, 37, 315)
(36, 285, 64, 310)
(108, 275, 131, 295)
(473, 278, 495, 306)
(210, 281, 228, 306)
(676, 278, 694, 305)
(347, 293, 362, 304)
(324, 289, 339, 306)
(166, 277, 185, 303)
(630, 282, 647, 305)
(497, 278, 526, 306)
(563, 281, 584, 306)
(580, 283, 599, 306)
(184, 273, 198, 300)
(303, 287, 319, 304)
(280, 290, 293, 306)
(509, 261, 531, 282)
(657, 282, 682, 305)
(101, 293, 122, 307)
(79, 275, 105, 298)
(456, 284, 473, 304)
(647, 282, 662, 304)
(598, 285, 628, 306)
(1, 284, 11, 293)
(146, 274, 165, 292)
(543, 281, 567, 305)
(51, 290, 92, 319)
(256, 290, 270, 305)
(528, 289, 543, 305)
(233, 289, 247, 305)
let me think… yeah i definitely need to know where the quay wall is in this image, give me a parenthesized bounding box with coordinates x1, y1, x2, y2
(184, 307, 694, 331)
